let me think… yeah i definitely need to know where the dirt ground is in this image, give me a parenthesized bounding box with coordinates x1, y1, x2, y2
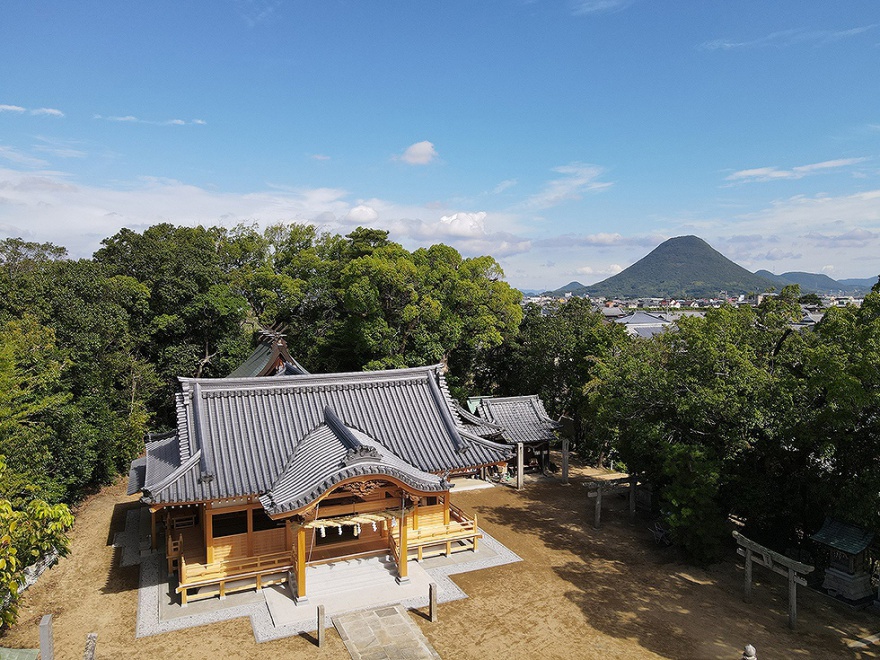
(3, 466, 880, 659)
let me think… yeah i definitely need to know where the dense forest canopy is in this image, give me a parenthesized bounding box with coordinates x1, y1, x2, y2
(0, 223, 878, 623)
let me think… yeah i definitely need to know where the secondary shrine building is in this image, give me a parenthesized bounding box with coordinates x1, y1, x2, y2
(128, 364, 512, 605)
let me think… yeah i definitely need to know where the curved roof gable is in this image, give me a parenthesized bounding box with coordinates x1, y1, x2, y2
(259, 407, 447, 516)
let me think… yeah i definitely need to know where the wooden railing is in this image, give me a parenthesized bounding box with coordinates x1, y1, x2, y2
(177, 550, 295, 605)
(392, 507, 481, 561)
(166, 533, 183, 574)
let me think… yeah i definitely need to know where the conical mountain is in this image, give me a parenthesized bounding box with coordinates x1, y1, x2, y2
(572, 236, 778, 298)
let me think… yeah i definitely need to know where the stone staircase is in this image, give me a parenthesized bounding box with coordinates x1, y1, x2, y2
(296, 554, 400, 599)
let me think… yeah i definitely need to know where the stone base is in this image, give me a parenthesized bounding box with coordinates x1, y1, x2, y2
(822, 567, 874, 602)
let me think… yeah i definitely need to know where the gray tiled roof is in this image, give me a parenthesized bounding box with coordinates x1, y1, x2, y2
(139, 364, 511, 507)
(477, 395, 561, 445)
(127, 457, 147, 496)
(810, 518, 874, 555)
(453, 403, 505, 440)
(259, 407, 447, 515)
(227, 337, 310, 378)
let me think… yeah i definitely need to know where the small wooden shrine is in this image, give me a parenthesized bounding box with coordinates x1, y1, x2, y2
(810, 518, 875, 604)
(473, 395, 561, 488)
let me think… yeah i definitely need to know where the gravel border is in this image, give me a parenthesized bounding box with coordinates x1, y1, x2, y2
(130, 523, 521, 642)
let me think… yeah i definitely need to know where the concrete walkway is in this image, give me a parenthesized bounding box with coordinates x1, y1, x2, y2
(334, 605, 441, 660)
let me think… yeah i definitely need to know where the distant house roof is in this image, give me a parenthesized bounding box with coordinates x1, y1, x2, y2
(132, 364, 512, 511)
(612, 311, 672, 338)
(227, 332, 310, 378)
(613, 311, 669, 326)
(477, 395, 561, 445)
(601, 307, 627, 318)
(810, 518, 874, 555)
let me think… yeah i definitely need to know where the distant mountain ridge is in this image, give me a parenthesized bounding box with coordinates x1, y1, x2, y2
(756, 271, 877, 295)
(544, 236, 877, 298)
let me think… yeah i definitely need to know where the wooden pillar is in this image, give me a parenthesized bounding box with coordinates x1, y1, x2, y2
(443, 498, 450, 525)
(743, 548, 752, 603)
(629, 479, 637, 518)
(593, 485, 602, 530)
(788, 568, 797, 630)
(205, 509, 214, 564)
(296, 526, 308, 602)
(561, 437, 570, 485)
(246, 506, 254, 557)
(397, 515, 409, 583)
(413, 499, 420, 530)
(516, 442, 524, 490)
(150, 510, 157, 551)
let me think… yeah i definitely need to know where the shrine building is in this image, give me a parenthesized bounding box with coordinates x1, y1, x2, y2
(128, 364, 512, 605)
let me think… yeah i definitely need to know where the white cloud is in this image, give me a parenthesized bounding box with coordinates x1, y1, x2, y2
(701, 25, 878, 50)
(31, 108, 64, 117)
(523, 163, 612, 210)
(0, 146, 49, 168)
(726, 157, 868, 183)
(439, 212, 487, 238)
(492, 179, 517, 194)
(0, 105, 26, 113)
(399, 141, 438, 165)
(570, 0, 633, 16)
(345, 204, 379, 223)
(311, 154, 331, 161)
(95, 114, 204, 126)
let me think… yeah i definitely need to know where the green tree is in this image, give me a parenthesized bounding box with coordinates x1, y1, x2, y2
(0, 457, 73, 627)
(480, 299, 627, 459)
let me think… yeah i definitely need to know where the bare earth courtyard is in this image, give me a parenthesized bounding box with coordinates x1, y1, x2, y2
(4, 465, 880, 660)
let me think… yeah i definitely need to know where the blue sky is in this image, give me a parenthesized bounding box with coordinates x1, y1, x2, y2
(1, 1, 879, 290)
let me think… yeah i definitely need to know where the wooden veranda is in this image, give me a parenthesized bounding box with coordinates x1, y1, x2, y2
(160, 498, 481, 605)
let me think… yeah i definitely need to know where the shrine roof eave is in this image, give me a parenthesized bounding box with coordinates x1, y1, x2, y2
(260, 469, 448, 519)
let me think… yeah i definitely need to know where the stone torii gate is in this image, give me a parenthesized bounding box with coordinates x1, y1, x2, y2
(733, 531, 814, 630)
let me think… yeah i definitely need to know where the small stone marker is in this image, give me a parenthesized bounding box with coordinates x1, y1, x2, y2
(317, 604, 325, 648)
(83, 632, 98, 660)
(742, 643, 757, 659)
(429, 582, 438, 622)
(39, 614, 54, 660)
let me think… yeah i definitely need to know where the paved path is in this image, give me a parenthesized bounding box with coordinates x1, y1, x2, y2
(334, 604, 441, 660)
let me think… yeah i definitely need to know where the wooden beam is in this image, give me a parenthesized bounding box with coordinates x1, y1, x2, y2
(205, 510, 214, 564)
(246, 507, 254, 557)
(296, 526, 308, 602)
(150, 510, 157, 551)
(397, 516, 409, 583)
